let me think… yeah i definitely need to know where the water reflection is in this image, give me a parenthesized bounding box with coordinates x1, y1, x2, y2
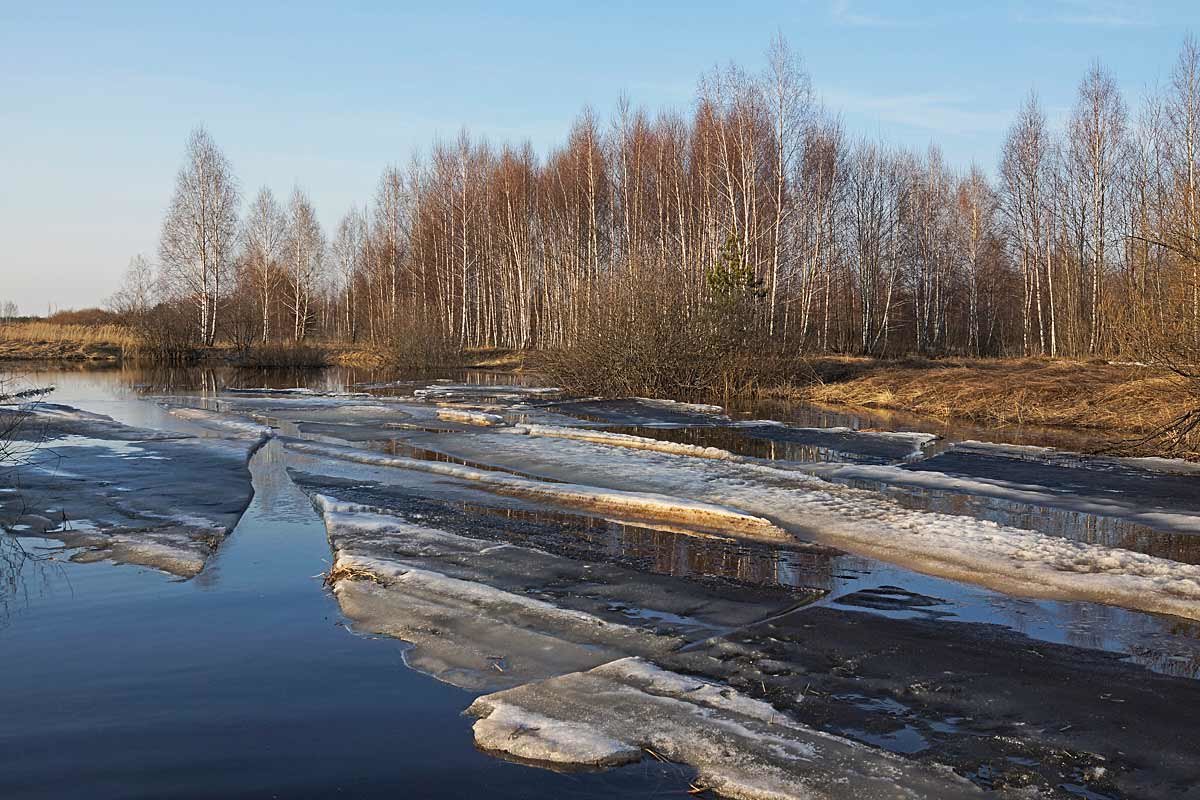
(826, 556, 1200, 680)
(854, 479, 1200, 565)
(0, 534, 68, 629)
(459, 502, 835, 595)
(606, 424, 909, 465)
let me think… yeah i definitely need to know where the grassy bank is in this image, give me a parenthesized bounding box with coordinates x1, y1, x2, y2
(0, 322, 137, 361)
(4, 321, 1193, 455)
(772, 357, 1199, 457)
(0, 322, 528, 371)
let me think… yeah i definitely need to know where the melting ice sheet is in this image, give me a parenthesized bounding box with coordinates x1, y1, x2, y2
(0, 403, 264, 576)
(468, 657, 982, 799)
(304, 490, 804, 691)
(808, 440, 1200, 534)
(372, 426, 1200, 621)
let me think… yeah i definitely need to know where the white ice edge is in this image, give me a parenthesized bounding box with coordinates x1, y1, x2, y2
(510, 423, 741, 461)
(414, 383, 561, 395)
(287, 439, 781, 536)
(469, 656, 982, 799)
(809, 462, 1200, 534)
(734, 419, 939, 446)
(435, 408, 507, 427)
(954, 439, 1200, 475)
(223, 387, 373, 398)
(630, 397, 726, 414)
(169, 407, 275, 440)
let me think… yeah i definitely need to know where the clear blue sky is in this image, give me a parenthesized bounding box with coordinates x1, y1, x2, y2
(2, 0, 1196, 314)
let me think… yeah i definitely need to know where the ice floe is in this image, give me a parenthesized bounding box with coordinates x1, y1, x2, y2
(435, 408, 507, 427)
(385, 428, 1200, 620)
(312, 495, 793, 689)
(510, 423, 742, 460)
(538, 397, 731, 427)
(1, 403, 261, 576)
(807, 461, 1200, 534)
(468, 657, 982, 799)
(286, 438, 783, 538)
(223, 387, 373, 398)
(169, 407, 276, 440)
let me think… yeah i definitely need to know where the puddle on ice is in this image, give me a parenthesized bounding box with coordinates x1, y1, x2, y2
(838, 725, 930, 755)
(604, 424, 913, 465)
(822, 556, 1200, 679)
(453, 502, 834, 594)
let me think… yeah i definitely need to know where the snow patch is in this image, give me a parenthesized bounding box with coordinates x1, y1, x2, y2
(435, 408, 507, 427)
(469, 657, 982, 799)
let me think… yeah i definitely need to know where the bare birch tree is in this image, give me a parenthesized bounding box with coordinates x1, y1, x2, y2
(284, 187, 324, 342)
(1068, 63, 1127, 354)
(241, 187, 288, 343)
(158, 127, 240, 346)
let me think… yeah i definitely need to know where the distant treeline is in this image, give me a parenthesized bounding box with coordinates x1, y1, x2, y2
(111, 35, 1200, 369)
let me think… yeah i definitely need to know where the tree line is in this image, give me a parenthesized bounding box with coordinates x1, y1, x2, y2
(111, 35, 1200, 365)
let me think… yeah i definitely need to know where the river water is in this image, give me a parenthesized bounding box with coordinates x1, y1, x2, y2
(0, 366, 694, 799)
(1, 364, 1197, 798)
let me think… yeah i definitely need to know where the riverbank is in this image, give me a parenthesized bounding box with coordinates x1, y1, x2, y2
(0, 322, 134, 361)
(769, 357, 1199, 458)
(3, 323, 1194, 457)
(0, 322, 528, 371)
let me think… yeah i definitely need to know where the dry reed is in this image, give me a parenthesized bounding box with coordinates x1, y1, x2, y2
(795, 358, 1198, 449)
(0, 322, 138, 360)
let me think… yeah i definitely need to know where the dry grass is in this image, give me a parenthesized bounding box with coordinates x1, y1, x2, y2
(323, 562, 387, 588)
(0, 322, 139, 361)
(782, 357, 1199, 455)
(463, 348, 527, 370)
(331, 347, 389, 368)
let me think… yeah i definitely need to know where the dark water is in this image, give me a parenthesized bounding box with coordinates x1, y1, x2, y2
(0, 368, 695, 799)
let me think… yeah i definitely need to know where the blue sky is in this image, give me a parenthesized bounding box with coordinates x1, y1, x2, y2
(2, 0, 1196, 313)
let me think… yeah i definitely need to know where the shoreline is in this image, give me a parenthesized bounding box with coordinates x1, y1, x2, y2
(3, 335, 1195, 459)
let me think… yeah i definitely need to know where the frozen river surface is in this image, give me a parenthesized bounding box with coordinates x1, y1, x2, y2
(1, 366, 1198, 799)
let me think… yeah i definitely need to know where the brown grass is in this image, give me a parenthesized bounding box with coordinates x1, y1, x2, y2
(463, 348, 527, 370)
(779, 357, 1199, 455)
(323, 562, 387, 588)
(0, 322, 139, 361)
(328, 349, 384, 368)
